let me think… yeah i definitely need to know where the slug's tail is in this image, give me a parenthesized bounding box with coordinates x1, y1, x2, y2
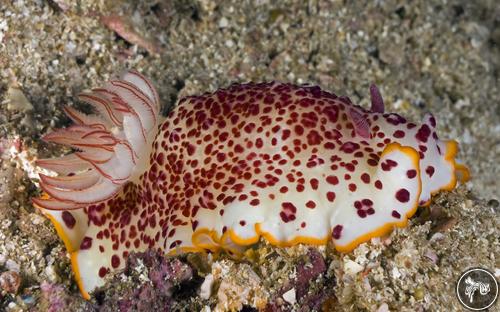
(32, 70, 161, 298)
(333, 142, 422, 252)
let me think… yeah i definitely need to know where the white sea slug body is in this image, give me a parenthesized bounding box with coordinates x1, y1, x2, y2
(33, 71, 469, 298)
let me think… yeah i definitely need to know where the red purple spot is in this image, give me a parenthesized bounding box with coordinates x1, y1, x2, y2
(282, 129, 291, 140)
(406, 169, 417, 179)
(192, 220, 199, 231)
(392, 210, 401, 219)
(216, 152, 226, 162)
(306, 130, 323, 145)
(156, 153, 165, 166)
(360, 173, 370, 183)
(340, 142, 360, 154)
(326, 192, 336, 202)
(255, 138, 264, 148)
(385, 113, 406, 126)
(425, 166, 435, 177)
(111, 255, 120, 268)
(62, 211, 76, 229)
(324, 142, 335, 150)
(80, 236, 93, 250)
(415, 124, 431, 143)
(294, 125, 304, 135)
(279, 211, 296, 223)
(98, 267, 108, 278)
(282, 202, 297, 213)
(381, 159, 398, 171)
(332, 225, 343, 239)
(305, 200, 316, 209)
(361, 198, 373, 206)
(234, 144, 244, 153)
(393, 130, 405, 138)
(326, 175, 339, 185)
(345, 163, 355, 172)
(354, 201, 362, 209)
(429, 115, 436, 127)
(395, 189, 410, 203)
(280, 202, 297, 223)
(354, 199, 375, 216)
(310, 178, 319, 190)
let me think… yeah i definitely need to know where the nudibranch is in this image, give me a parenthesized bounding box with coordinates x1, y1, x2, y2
(33, 71, 469, 298)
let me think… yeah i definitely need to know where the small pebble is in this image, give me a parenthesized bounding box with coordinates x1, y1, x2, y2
(31, 213, 45, 225)
(414, 287, 425, 300)
(218, 17, 228, 28)
(432, 217, 458, 233)
(487, 199, 499, 208)
(429, 232, 445, 242)
(22, 294, 35, 305)
(6, 86, 33, 112)
(424, 250, 438, 264)
(5, 259, 20, 272)
(199, 273, 214, 299)
(344, 259, 364, 275)
(376, 303, 389, 312)
(0, 271, 21, 294)
(282, 288, 296, 305)
(45, 264, 59, 282)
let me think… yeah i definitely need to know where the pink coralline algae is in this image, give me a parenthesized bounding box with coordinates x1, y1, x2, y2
(32, 70, 469, 298)
(94, 250, 193, 312)
(40, 282, 74, 312)
(265, 248, 334, 311)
